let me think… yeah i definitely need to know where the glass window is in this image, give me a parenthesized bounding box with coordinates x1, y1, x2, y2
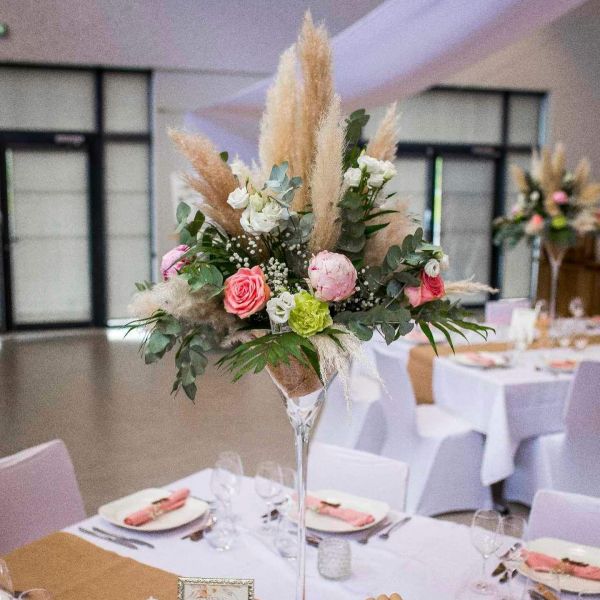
(384, 157, 428, 227)
(103, 72, 149, 133)
(105, 142, 151, 320)
(508, 95, 542, 146)
(0, 68, 95, 131)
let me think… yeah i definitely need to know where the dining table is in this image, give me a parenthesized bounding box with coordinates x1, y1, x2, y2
(433, 344, 600, 486)
(3, 468, 576, 600)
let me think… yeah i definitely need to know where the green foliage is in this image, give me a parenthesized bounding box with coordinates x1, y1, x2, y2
(343, 109, 369, 170)
(265, 162, 302, 205)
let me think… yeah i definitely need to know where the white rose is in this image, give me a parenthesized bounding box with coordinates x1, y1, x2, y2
(530, 190, 540, 202)
(227, 187, 249, 210)
(368, 172, 385, 188)
(266, 291, 296, 324)
(262, 200, 287, 223)
(248, 192, 265, 211)
(440, 254, 450, 271)
(343, 167, 362, 188)
(381, 160, 397, 180)
(357, 154, 383, 174)
(240, 206, 278, 235)
(424, 258, 441, 277)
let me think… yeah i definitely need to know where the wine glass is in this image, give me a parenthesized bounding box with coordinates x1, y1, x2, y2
(279, 467, 297, 516)
(470, 509, 502, 595)
(496, 515, 527, 600)
(211, 451, 244, 520)
(18, 591, 53, 600)
(254, 461, 283, 533)
(0, 559, 14, 600)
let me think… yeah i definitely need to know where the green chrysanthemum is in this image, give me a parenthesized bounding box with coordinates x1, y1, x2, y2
(551, 215, 568, 229)
(288, 291, 332, 337)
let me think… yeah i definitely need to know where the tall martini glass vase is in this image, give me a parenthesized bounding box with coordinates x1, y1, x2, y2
(543, 240, 567, 322)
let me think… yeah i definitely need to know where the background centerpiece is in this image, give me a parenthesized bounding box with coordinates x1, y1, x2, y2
(128, 13, 491, 600)
(494, 144, 600, 319)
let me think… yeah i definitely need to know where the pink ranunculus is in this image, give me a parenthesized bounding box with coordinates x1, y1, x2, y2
(525, 213, 545, 235)
(224, 266, 271, 319)
(552, 190, 569, 205)
(308, 251, 358, 302)
(405, 272, 446, 307)
(160, 244, 191, 280)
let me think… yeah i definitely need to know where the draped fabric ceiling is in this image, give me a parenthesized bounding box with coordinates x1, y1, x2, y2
(186, 0, 587, 161)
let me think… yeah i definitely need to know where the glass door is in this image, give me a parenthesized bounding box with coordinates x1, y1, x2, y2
(2, 145, 92, 327)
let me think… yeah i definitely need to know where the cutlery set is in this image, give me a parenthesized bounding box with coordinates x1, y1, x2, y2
(78, 527, 154, 549)
(307, 516, 412, 547)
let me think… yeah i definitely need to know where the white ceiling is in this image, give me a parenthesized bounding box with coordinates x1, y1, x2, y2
(0, 0, 384, 73)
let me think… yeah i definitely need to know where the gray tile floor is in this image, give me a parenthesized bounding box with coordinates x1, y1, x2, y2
(0, 329, 528, 523)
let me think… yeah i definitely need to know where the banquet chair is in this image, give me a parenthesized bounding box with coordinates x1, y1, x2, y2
(484, 298, 530, 326)
(0, 439, 86, 554)
(313, 368, 386, 455)
(307, 442, 409, 511)
(372, 346, 491, 516)
(528, 489, 600, 547)
(505, 361, 600, 506)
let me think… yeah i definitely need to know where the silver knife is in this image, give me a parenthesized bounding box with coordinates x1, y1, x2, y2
(357, 518, 392, 544)
(79, 527, 138, 549)
(92, 526, 155, 548)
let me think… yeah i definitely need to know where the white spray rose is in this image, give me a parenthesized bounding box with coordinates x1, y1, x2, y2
(240, 206, 277, 235)
(227, 187, 249, 210)
(381, 160, 397, 180)
(262, 200, 287, 223)
(368, 172, 385, 188)
(248, 192, 266, 211)
(266, 291, 296, 324)
(357, 154, 383, 174)
(424, 258, 441, 277)
(343, 167, 362, 188)
(530, 190, 540, 202)
(440, 254, 450, 271)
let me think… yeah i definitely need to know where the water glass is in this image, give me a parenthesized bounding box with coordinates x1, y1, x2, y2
(470, 509, 501, 595)
(496, 515, 527, 600)
(204, 504, 237, 552)
(317, 537, 351, 580)
(274, 515, 298, 559)
(254, 461, 283, 533)
(211, 451, 243, 520)
(278, 467, 297, 516)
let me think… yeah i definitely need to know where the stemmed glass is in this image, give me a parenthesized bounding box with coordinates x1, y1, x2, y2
(471, 509, 502, 595)
(211, 451, 244, 521)
(254, 461, 283, 533)
(0, 559, 14, 600)
(496, 515, 527, 600)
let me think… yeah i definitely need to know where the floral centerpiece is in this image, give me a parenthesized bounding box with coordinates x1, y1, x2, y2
(494, 144, 600, 318)
(128, 14, 490, 600)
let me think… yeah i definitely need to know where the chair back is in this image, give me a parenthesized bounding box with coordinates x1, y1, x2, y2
(307, 442, 409, 511)
(485, 298, 530, 326)
(528, 489, 600, 547)
(564, 361, 600, 437)
(0, 439, 85, 553)
(372, 345, 420, 459)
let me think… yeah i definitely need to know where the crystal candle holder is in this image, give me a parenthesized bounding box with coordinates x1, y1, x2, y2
(317, 537, 351, 580)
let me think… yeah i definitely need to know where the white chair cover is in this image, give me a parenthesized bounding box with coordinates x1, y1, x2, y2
(0, 439, 86, 553)
(528, 489, 600, 547)
(373, 346, 491, 516)
(485, 298, 530, 326)
(307, 442, 409, 512)
(506, 361, 600, 505)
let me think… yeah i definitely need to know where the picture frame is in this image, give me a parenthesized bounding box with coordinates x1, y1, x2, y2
(178, 577, 255, 600)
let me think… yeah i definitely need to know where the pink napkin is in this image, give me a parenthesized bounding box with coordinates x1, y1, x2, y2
(463, 352, 496, 367)
(124, 488, 190, 526)
(525, 550, 600, 581)
(305, 495, 375, 527)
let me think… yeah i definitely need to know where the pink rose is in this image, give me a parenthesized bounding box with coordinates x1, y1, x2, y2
(525, 213, 545, 235)
(552, 190, 569, 205)
(161, 244, 191, 280)
(405, 272, 446, 307)
(224, 266, 271, 319)
(308, 251, 358, 302)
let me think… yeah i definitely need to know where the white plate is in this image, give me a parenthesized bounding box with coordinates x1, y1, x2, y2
(300, 489, 389, 533)
(98, 488, 209, 532)
(452, 352, 510, 369)
(518, 537, 600, 595)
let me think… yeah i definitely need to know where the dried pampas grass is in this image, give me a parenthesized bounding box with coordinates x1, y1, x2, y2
(532, 145, 565, 216)
(510, 165, 529, 194)
(572, 157, 600, 207)
(363, 203, 415, 266)
(444, 278, 498, 296)
(308, 95, 344, 253)
(169, 129, 243, 236)
(293, 11, 334, 211)
(259, 46, 298, 179)
(366, 103, 399, 161)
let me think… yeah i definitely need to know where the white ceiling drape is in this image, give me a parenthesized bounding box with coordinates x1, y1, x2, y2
(186, 0, 587, 161)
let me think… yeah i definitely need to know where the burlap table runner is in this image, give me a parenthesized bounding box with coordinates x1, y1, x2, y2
(407, 335, 600, 405)
(3, 532, 177, 599)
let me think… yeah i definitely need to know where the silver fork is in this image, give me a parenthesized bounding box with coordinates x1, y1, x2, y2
(378, 516, 411, 540)
(357, 519, 391, 544)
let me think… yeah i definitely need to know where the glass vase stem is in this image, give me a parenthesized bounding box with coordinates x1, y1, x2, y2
(544, 241, 566, 322)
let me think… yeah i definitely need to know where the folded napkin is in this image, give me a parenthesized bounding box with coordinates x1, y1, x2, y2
(525, 550, 600, 581)
(305, 496, 375, 527)
(463, 352, 497, 367)
(124, 488, 190, 526)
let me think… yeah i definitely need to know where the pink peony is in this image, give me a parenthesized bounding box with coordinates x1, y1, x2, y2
(525, 213, 545, 235)
(552, 190, 569, 205)
(224, 266, 271, 319)
(308, 251, 358, 302)
(405, 272, 446, 307)
(160, 244, 191, 280)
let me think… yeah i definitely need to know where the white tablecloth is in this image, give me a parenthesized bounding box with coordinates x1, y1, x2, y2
(65, 469, 512, 600)
(433, 345, 600, 486)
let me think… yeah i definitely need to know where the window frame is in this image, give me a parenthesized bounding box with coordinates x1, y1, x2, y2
(0, 63, 153, 331)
